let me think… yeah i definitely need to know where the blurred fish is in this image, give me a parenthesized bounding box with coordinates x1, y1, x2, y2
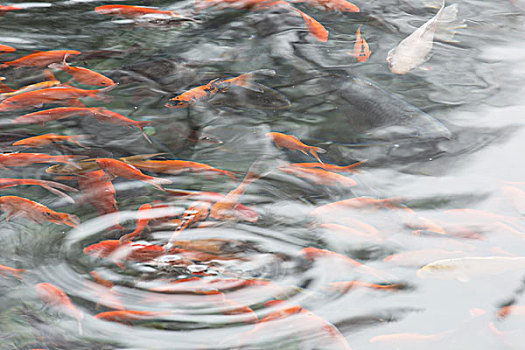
(34, 283, 83, 334)
(266, 132, 326, 164)
(0, 5, 21, 13)
(325, 76, 452, 142)
(83, 240, 165, 266)
(49, 56, 115, 86)
(0, 71, 61, 100)
(165, 69, 275, 108)
(165, 200, 212, 250)
(417, 257, 525, 281)
(206, 292, 259, 323)
(290, 160, 365, 173)
(497, 305, 525, 319)
(0, 50, 81, 69)
(13, 134, 90, 148)
(94, 310, 170, 324)
(0, 85, 115, 111)
(0, 152, 85, 168)
(95, 158, 172, 191)
(120, 155, 236, 179)
(119, 203, 152, 243)
(0, 195, 79, 227)
(0, 44, 15, 54)
(278, 165, 357, 187)
(87, 108, 152, 142)
(95, 4, 188, 20)
(0, 178, 78, 203)
(46, 160, 99, 175)
(292, 0, 359, 12)
(12, 107, 96, 125)
(292, 6, 329, 42)
(0, 264, 25, 280)
(312, 197, 408, 216)
(77, 170, 123, 230)
(386, 0, 463, 74)
(349, 26, 370, 62)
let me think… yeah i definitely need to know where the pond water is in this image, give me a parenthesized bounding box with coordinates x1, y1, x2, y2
(1, 0, 525, 349)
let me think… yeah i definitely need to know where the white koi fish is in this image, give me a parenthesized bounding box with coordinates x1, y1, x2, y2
(387, 0, 463, 74)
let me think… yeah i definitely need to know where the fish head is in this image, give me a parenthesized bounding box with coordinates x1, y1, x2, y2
(386, 48, 413, 75)
(298, 247, 324, 261)
(165, 97, 190, 109)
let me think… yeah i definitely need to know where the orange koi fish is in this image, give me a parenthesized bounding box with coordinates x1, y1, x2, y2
(49, 57, 114, 86)
(290, 160, 365, 173)
(95, 158, 172, 191)
(34, 282, 83, 334)
(350, 26, 370, 62)
(11, 107, 96, 125)
(293, 0, 359, 12)
(165, 200, 212, 250)
(77, 170, 123, 230)
(0, 44, 15, 54)
(0, 196, 79, 227)
(94, 310, 170, 323)
(119, 156, 236, 179)
(165, 69, 275, 108)
(0, 85, 114, 111)
(83, 240, 166, 265)
(0, 72, 61, 100)
(209, 171, 259, 222)
(0, 264, 25, 279)
(87, 108, 151, 141)
(293, 8, 329, 42)
(266, 132, 326, 164)
(119, 203, 152, 243)
(0, 152, 84, 168)
(0, 178, 78, 203)
(95, 5, 176, 18)
(0, 50, 81, 69)
(13, 133, 89, 147)
(278, 165, 357, 187)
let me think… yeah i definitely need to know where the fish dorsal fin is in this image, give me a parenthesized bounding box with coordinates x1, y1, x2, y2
(119, 153, 167, 162)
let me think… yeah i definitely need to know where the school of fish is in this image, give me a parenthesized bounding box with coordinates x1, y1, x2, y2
(0, 1, 523, 350)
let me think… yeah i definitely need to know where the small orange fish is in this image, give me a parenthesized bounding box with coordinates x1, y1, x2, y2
(164, 201, 212, 250)
(293, 8, 329, 42)
(0, 50, 81, 69)
(94, 310, 170, 323)
(119, 156, 236, 179)
(0, 264, 25, 279)
(95, 5, 175, 18)
(0, 178, 78, 203)
(266, 132, 326, 164)
(278, 165, 357, 187)
(350, 26, 370, 62)
(0, 44, 15, 54)
(95, 158, 172, 191)
(87, 108, 151, 141)
(165, 69, 274, 108)
(0, 73, 62, 99)
(49, 56, 114, 86)
(13, 133, 89, 147)
(290, 160, 365, 173)
(0, 196, 79, 227)
(119, 203, 152, 243)
(0, 152, 84, 168)
(0, 85, 114, 111)
(34, 282, 83, 334)
(77, 170, 123, 230)
(83, 240, 166, 266)
(11, 107, 96, 125)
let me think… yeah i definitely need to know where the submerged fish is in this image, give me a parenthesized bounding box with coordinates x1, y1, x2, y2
(13, 133, 89, 147)
(266, 132, 326, 164)
(417, 256, 525, 281)
(386, 0, 462, 74)
(0, 196, 79, 227)
(350, 26, 370, 62)
(49, 57, 114, 86)
(0, 50, 81, 69)
(35, 283, 83, 334)
(0, 178, 78, 203)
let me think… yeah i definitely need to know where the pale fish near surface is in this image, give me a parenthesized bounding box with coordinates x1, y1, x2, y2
(387, 0, 465, 74)
(417, 256, 525, 281)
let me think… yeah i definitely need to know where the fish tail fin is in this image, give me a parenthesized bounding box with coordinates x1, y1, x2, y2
(230, 73, 263, 93)
(12, 268, 25, 280)
(57, 212, 80, 227)
(341, 159, 367, 171)
(435, 4, 466, 43)
(92, 84, 117, 101)
(39, 184, 75, 203)
(136, 121, 153, 144)
(308, 146, 326, 164)
(222, 170, 237, 180)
